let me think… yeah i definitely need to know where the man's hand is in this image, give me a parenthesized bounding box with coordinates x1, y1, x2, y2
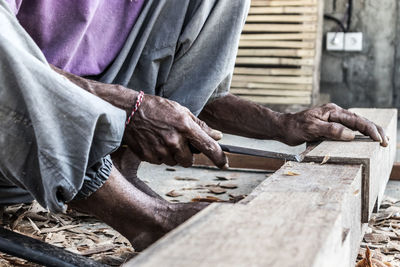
(50, 65, 227, 168)
(280, 103, 388, 146)
(200, 95, 388, 148)
(124, 94, 228, 168)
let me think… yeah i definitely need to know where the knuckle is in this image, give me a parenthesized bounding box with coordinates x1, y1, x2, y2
(324, 103, 338, 109)
(165, 134, 180, 146)
(180, 117, 194, 132)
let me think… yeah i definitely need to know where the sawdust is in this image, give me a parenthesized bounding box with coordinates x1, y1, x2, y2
(0, 201, 137, 266)
(357, 196, 400, 266)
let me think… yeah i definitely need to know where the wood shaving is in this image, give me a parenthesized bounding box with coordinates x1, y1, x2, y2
(174, 176, 199, 181)
(220, 183, 238, 189)
(357, 197, 400, 266)
(284, 171, 300, 176)
(320, 155, 330, 165)
(0, 201, 136, 266)
(228, 194, 247, 203)
(191, 196, 224, 203)
(165, 190, 183, 197)
(208, 186, 227, 195)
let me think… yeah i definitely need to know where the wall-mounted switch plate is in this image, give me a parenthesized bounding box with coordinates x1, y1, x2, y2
(344, 32, 363, 51)
(326, 32, 344, 51)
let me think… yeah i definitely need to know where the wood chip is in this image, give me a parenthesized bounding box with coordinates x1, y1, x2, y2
(79, 243, 116, 256)
(284, 171, 300, 176)
(229, 194, 247, 203)
(215, 175, 236, 181)
(27, 217, 41, 234)
(215, 176, 229, 181)
(320, 155, 330, 165)
(208, 186, 227, 195)
(364, 233, 389, 243)
(46, 232, 66, 244)
(220, 183, 238, 189)
(191, 196, 223, 202)
(165, 190, 183, 197)
(40, 224, 82, 234)
(174, 176, 199, 181)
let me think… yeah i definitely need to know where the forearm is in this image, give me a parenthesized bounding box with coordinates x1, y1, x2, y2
(199, 94, 285, 141)
(50, 65, 137, 113)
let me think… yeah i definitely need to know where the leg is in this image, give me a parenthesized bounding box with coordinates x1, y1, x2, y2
(69, 165, 208, 251)
(111, 146, 163, 200)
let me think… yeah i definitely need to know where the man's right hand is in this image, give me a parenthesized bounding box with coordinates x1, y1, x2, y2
(124, 94, 228, 168)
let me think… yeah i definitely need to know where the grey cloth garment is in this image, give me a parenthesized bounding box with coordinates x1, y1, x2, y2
(0, 0, 250, 211)
(73, 155, 113, 201)
(0, 2, 126, 212)
(97, 0, 250, 116)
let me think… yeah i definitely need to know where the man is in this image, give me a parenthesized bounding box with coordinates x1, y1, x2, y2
(0, 0, 388, 250)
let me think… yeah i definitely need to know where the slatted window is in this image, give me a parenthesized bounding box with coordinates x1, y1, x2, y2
(232, 0, 323, 106)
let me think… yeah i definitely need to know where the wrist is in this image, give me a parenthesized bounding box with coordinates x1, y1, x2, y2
(125, 91, 144, 126)
(272, 112, 292, 143)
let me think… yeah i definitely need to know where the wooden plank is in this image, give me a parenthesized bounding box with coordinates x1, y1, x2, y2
(232, 74, 313, 84)
(236, 56, 314, 66)
(230, 88, 311, 96)
(231, 0, 322, 106)
(237, 95, 311, 105)
(246, 15, 318, 23)
(231, 81, 313, 90)
(304, 108, 397, 222)
(234, 67, 313, 76)
(310, 0, 324, 105)
(240, 33, 317, 40)
(237, 48, 315, 57)
(239, 40, 315, 48)
(126, 163, 364, 267)
(243, 24, 317, 32)
(251, 0, 318, 7)
(249, 6, 318, 14)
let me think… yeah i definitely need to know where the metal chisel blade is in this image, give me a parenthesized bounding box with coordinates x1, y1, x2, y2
(219, 144, 303, 162)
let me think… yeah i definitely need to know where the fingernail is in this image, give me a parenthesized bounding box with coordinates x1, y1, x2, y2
(343, 129, 355, 140)
(214, 130, 223, 140)
(222, 163, 229, 170)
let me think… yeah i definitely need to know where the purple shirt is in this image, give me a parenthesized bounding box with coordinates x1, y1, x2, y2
(6, 0, 144, 76)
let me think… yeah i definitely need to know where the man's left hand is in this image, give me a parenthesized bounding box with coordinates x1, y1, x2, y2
(280, 103, 388, 147)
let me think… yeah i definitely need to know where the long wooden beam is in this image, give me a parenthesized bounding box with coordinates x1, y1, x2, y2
(126, 163, 364, 267)
(124, 109, 396, 267)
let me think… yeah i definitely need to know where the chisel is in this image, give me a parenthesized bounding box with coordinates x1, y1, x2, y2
(190, 144, 305, 162)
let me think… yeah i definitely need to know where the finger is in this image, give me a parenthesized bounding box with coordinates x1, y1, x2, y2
(189, 113, 223, 141)
(174, 143, 194, 168)
(185, 121, 228, 169)
(328, 109, 384, 144)
(318, 121, 356, 141)
(376, 125, 389, 147)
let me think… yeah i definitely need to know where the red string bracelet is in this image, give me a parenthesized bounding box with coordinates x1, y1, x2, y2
(125, 91, 144, 126)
